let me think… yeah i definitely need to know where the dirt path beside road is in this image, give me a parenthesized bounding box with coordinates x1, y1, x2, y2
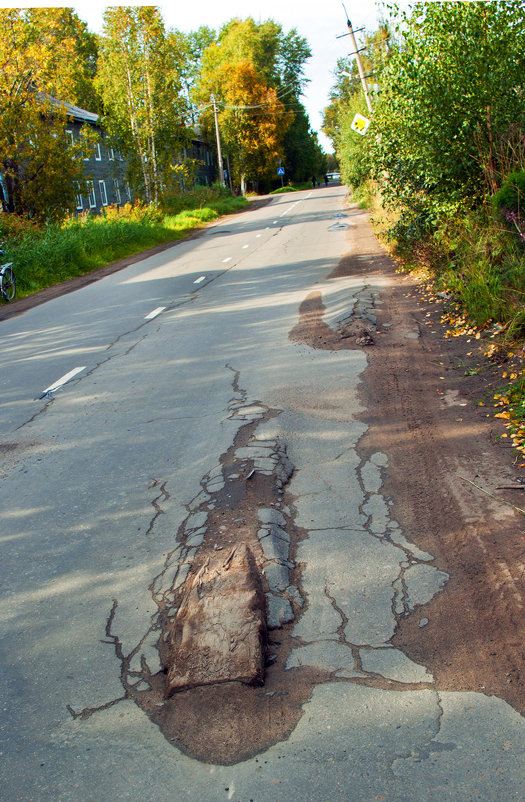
(335, 211, 525, 718)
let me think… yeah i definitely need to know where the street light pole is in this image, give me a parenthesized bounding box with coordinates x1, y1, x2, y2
(212, 95, 225, 186)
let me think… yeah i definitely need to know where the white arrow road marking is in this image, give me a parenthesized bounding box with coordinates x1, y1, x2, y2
(144, 306, 166, 319)
(193, 276, 206, 284)
(42, 366, 86, 395)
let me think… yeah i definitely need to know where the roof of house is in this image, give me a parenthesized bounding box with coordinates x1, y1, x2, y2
(61, 100, 99, 125)
(37, 92, 100, 124)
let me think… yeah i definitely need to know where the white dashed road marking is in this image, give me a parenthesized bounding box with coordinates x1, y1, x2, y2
(280, 201, 300, 217)
(42, 366, 86, 396)
(145, 306, 166, 319)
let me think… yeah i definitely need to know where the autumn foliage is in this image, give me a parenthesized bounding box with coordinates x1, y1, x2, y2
(0, 8, 321, 220)
(0, 9, 97, 221)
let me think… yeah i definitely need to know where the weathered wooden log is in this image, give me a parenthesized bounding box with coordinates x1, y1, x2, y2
(166, 544, 267, 695)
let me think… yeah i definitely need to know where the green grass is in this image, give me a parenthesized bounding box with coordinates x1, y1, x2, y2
(0, 191, 248, 300)
(269, 181, 314, 194)
(269, 186, 297, 194)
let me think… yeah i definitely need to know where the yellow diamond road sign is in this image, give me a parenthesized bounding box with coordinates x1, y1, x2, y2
(351, 113, 371, 135)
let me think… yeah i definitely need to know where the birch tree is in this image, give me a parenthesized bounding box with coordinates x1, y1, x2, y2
(96, 7, 188, 204)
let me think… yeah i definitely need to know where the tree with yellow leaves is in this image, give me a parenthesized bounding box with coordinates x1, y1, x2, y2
(0, 8, 98, 221)
(195, 18, 311, 192)
(213, 60, 290, 193)
(96, 7, 188, 205)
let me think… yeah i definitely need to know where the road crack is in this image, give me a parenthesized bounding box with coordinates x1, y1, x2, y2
(145, 479, 170, 536)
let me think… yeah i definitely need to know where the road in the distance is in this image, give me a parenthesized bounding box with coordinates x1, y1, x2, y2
(1, 187, 524, 801)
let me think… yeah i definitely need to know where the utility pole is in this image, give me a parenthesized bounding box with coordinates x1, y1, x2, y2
(212, 95, 225, 186)
(342, 4, 373, 114)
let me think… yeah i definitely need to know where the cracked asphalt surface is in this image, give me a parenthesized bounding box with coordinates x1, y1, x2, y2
(1, 186, 524, 800)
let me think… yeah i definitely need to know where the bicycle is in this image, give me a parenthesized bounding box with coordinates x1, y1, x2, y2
(0, 241, 15, 302)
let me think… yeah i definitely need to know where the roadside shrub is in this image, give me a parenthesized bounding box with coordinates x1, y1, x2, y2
(491, 171, 525, 244)
(0, 213, 37, 246)
(97, 201, 164, 225)
(492, 170, 525, 215)
(432, 203, 525, 328)
(163, 185, 236, 215)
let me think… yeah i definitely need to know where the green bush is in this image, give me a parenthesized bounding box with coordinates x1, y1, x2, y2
(269, 186, 297, 194)
(492, 170, 525, 215)
(431, 203, 525, 328)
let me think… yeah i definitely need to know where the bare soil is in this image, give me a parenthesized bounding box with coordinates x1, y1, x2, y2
(124, 416, 330, 765)
(336, 210, 525, 718)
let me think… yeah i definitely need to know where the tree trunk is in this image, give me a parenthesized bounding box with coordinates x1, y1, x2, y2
(125, 59, 151, 203)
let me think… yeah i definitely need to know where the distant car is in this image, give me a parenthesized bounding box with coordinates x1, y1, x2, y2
(326, 172, 341, 181)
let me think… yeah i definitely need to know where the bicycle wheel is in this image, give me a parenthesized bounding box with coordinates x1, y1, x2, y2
(0, 265, 16, 302)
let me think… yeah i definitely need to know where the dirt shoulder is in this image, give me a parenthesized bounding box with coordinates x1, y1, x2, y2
(339, 212, 525, 717)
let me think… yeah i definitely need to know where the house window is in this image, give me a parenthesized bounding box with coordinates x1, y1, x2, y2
(75, 184, 83, 211)
(113, 179, 121, 205)
(108, 147, 115, 161)
(125, 182, 132, 202)
(87, 181, 96, 208)
(98, 180, 108, 206)
(65, 129, 74, 147)
(95, 143, 102, 161)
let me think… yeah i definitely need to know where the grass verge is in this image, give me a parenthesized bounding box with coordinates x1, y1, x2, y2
(0, 190, 248, 300)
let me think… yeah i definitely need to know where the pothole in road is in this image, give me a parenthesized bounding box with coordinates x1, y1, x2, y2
(289, 290, 376, 350)
(69, 265, 451, 764)
(66, 382, 333, 765)
(118, 409, 333, 765)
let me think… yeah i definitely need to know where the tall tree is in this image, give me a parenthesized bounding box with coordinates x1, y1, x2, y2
(96, 7, 188, 204)
(0, 9, 95, 221)
(195, 17, 312, 192)
(283, 104, 324, 183)
(216, 60, 291, 192)
(371, 1, 525, 214)
(168, 26, 216, 124)
(24, 7, 101, 112)
(323, 23, 391, 190)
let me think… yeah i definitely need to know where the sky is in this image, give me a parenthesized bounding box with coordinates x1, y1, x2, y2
(4, 1, 391, 152)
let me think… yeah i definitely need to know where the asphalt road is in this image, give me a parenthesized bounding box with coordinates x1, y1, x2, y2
(1, 187, 524, 801)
